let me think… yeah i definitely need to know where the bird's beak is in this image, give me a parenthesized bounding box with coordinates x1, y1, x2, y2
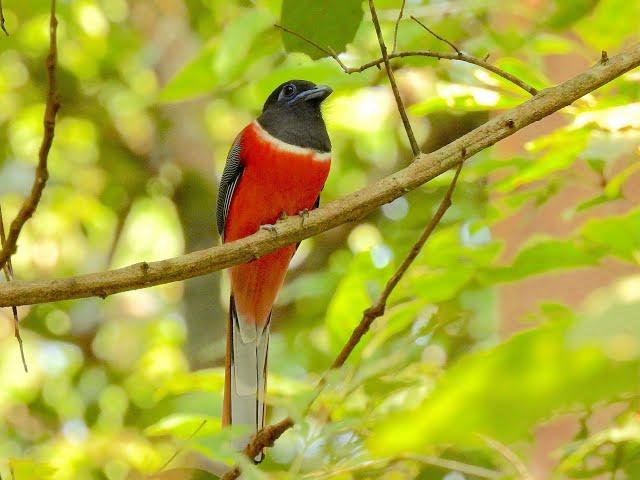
(295, 85, 333, 103)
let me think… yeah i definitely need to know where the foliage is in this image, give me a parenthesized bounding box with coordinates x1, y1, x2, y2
(0, 1, 639, 479)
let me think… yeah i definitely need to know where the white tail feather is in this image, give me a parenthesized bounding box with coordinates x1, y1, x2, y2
(229, 300, 270, 462)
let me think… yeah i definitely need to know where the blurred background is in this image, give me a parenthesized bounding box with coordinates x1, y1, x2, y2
(0, 0, 639, 478)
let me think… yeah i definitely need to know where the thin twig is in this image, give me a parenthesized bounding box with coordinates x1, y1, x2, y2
(106, 200, 133, 266)
(410, 16, 461, 55)
(392, 0, 406, 54)
(0, 205, 27, 372)
(0, 0, 59, 271)
(157, 419, 207, 472)
(369, 0, 420, 156)
(0, 0, 8, 35)
(275, 24, 352, 72)
(274, 25, 539, 96)
(223, 162, 465, 479)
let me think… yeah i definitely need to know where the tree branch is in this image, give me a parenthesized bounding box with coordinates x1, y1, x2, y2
(369, 0, 420, 156)
(410, 16, 462, 55)
(391, 0, 406, 54)
(0, 0, 59, 271)
(223, 161, 464, 478)
(0, 44, 637, 307)
(274, 24, 538, 96)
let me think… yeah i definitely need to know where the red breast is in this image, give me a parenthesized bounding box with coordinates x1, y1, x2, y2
(225, 121, 331, 326)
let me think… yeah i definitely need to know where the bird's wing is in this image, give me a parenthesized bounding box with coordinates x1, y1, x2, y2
(216, 135, 244, 239)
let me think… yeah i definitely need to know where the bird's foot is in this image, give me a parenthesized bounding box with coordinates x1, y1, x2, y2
(298, 208, 309, 226)
(260, 223, 278, 235)
(278, 211, 288, 221)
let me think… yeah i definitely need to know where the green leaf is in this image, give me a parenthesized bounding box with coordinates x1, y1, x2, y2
(558, 417, 640, 476)
(493, 57, 548, 91)
(575, 0, 640, 50)
(574, 193, 610, 213)
(480, 238, 599, 284)
(280, 0, 363, 59)
(529, 34, 575, 55)
(371, 316, 640, 453)
(154, 369, 225, 400)
(400, 266, 475, 304)
(545, 0, 599, 29)
(604, 161, 640, 199)
(494, 128, 590, 192)
(324, 253, 381, 353)
(409, 83, 519, 116)
(581, 207, 640, 262)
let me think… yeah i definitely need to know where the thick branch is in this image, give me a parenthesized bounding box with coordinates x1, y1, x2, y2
(275, 24, 538, 96)
(369, 0, 420, 156)
(0, 44, 638, 307)
(0, 0, 59, 270)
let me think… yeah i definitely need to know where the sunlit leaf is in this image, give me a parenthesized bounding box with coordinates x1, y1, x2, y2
(480, 238, 599, 284)
(581, 207, 640, 262)
(371, 316, 640, 453)
(575, 0, 640, 49)
(324, 253, 382, 353)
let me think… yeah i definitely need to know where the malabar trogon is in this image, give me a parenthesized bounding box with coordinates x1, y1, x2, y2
(216, 80, 332, 461)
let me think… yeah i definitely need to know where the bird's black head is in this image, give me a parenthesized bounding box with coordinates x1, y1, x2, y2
(257, 80, 332, 153)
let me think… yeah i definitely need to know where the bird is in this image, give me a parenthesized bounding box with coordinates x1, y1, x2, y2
(216, 80, 332, 462)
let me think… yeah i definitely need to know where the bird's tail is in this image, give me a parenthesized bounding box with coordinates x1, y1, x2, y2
(223, 296, 270, 463)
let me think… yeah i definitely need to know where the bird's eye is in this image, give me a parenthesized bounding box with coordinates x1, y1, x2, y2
(282, 84, 297, 98)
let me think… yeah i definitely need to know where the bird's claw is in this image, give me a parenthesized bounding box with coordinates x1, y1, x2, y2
(260, 224, 278, 235)
(278, 211, 288, 221)
(298, 209, 309, 226)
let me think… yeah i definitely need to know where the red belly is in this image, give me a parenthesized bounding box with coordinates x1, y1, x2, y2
(224, 122, 331, 326)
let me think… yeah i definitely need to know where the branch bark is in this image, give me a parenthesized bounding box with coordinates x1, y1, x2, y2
(0, 44, 638, 307)
(0, 0, 59, 271)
